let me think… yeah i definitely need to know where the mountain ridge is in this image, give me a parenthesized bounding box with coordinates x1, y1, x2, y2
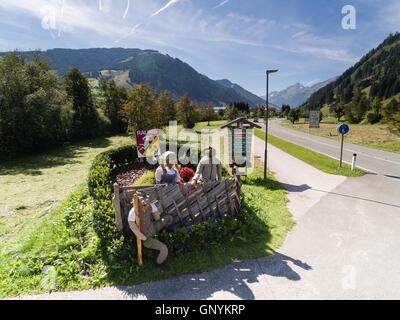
(0, 48, 262, 108)
(260, 77, 338, 108)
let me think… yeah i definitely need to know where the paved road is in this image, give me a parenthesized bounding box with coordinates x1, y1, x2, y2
(265, 120, 400, 177)
(9, 125, 400, 300)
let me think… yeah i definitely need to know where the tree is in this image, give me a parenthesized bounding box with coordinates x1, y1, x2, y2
(383, 98, 400, 121)
(120, 83, 160, 136)
(156, 90, 177, 126)
(281, 104, 291, 117)
(0, 51, 70, 157)
(200, 103, 218, 126)
(388, 112, 400, 135)
(367, 97, 383, 124)
(345, 90, 370, 123)
(99, 79, 127, 132)
(332, 102, 346, 122)
(224, 105, 241, 120)
(230, 102, 250, 114)
(64, 67, 99, 139)
(256, 105, 265, 118)
(177, 93, 198, 129)
(288, 109, 300, 124)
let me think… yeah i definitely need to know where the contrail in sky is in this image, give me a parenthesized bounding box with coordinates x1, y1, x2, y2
(151, 0, 181, 17)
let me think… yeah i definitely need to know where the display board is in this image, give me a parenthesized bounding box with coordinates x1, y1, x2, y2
(136, 129, 161, 158)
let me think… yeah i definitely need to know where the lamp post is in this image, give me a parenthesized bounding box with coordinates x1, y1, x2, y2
(264, 69, 278, 180)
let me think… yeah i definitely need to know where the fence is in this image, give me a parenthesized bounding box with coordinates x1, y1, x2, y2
(112, 178, 242, 236)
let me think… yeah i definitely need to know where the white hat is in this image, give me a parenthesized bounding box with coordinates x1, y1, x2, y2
(161, 151, 178, 164)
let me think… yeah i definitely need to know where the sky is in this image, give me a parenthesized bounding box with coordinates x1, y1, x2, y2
(0, 0, 399, 95)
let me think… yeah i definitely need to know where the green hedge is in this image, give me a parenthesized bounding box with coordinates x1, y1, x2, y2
(88, 144, 139, 200)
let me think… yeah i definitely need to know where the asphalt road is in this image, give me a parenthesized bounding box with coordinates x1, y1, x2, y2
(264, 120, 400, 177)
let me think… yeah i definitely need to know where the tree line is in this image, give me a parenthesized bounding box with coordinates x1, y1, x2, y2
(0, 51, 260, 160)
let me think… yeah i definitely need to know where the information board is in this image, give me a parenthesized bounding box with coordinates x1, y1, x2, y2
(229, 128, 252, 166)
(309, 111, 321, 129)
(136, 129, 161, 158)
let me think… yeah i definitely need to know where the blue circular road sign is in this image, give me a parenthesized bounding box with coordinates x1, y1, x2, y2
(338, 124, 349, 135)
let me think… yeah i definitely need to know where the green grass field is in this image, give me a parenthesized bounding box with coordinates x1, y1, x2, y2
(254, 129, 365, 177)
(0, 135, 134, 243)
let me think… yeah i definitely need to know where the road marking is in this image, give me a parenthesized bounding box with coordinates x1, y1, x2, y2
(269, 123, 400, 166)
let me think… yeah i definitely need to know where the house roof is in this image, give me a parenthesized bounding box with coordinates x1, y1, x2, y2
(220, 117, 262, 129)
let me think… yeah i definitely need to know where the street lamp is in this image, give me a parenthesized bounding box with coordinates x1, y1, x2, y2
(264, 69, 278, 180)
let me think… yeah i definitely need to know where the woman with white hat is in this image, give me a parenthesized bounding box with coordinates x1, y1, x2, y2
(155, 151, 181, 185)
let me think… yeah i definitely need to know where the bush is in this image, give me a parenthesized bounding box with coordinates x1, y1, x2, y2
(367, 112, 383, 124)
(88, 144, 139, 200)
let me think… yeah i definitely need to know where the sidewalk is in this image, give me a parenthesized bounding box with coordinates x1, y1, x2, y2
(252, 135, 346, 220)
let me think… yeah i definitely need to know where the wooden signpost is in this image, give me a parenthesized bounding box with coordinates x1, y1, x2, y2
(133, 194, 143, 267)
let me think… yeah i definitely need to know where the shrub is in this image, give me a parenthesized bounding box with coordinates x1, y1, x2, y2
(366, 111, 383, 124)
(88, 144, 139, 200)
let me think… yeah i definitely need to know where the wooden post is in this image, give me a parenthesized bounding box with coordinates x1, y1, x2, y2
(133, 194, 143, 267)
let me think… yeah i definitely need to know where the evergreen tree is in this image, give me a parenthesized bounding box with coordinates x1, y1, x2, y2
(157, 90, 177, 126)
(99, 79, 127, 132)
(64, 67, 99, 139)
(345, 90, 370, 123)
(177, 93, 198, 129)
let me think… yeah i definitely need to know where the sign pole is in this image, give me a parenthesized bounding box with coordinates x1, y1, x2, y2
(337, 124, 349, 168)
(339, 133, 344, 168)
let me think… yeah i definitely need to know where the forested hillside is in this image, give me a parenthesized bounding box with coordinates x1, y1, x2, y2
(0, 48, 259, 107)
(301, 33, 400, 132)
(304, 33, 400, 110)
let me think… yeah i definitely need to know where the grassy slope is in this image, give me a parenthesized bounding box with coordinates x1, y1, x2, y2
(0, 166, 294, 298)
(0, 135, 134, 242)
(254, 129, 365, 177)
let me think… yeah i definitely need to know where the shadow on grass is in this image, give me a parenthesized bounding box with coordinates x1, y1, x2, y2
(0, 135, 120, 176)
(242, 175, 287, 192)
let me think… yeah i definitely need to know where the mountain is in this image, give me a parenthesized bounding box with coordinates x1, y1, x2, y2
(0, 48, 261, 107)
(216, 79, 266, 107)
(262, 77, 338, 108)
(303, 33, 400, 110)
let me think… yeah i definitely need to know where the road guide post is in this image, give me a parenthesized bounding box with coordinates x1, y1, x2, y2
(337, 124, 350, 168)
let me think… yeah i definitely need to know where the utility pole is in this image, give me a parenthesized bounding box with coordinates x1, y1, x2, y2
(264, 69, 278, 180)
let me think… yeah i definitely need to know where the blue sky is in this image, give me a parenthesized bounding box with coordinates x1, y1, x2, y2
(0, 0, 399, 95)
